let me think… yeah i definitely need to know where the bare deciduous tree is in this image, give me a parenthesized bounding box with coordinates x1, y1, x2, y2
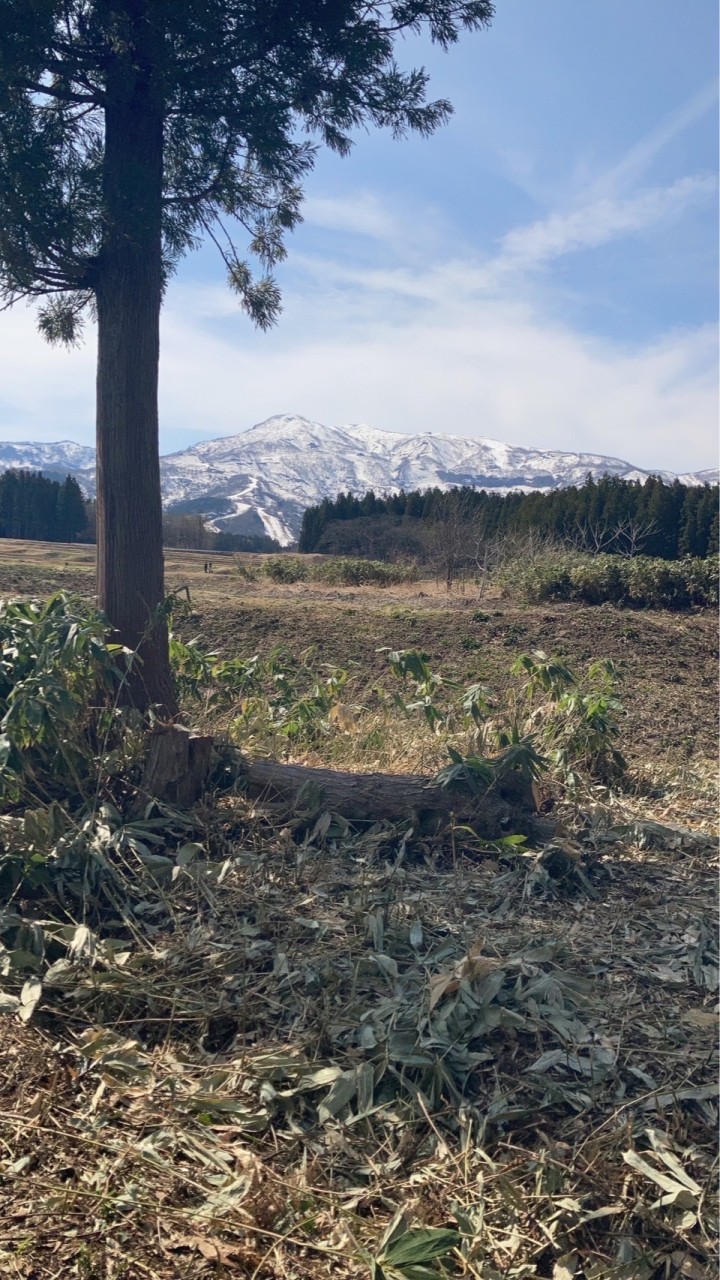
(570, 515, 658, 557)
(428, 493, 488, 593)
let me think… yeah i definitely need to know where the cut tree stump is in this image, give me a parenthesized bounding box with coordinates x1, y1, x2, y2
(141, 724, 214, 809)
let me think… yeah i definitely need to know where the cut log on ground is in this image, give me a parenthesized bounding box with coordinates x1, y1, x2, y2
(240, 756, 545, 840)
(139, 726, 549, 841)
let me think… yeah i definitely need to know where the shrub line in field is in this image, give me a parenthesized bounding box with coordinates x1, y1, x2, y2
(497, 552, 718, 609)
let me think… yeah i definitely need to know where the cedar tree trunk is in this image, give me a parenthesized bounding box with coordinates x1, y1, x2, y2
(95, 2, 177, 715)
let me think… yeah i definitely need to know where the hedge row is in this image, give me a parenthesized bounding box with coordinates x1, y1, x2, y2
(262, 555, 419, 587)
(497, 553, 718, 609)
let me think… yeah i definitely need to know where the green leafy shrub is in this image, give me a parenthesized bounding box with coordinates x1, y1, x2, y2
(263, 556, 309, 583)
(232, 557, 258, 581)
(512, 651, 626, 786)
(382, 647, 446, 730)
(496, 549, 576, 603)
(229, 650, 348, 747)
(168, 633, 219, 700)
(566, 556, 625, 604)
(0, 594, 130, 806)
(168, 632, 264, 706)
(498, 552, 718, 609)
(380, 644, 626, 791)
(311, 557, 418, 587)
(0, 594, 222, 915)
(170, 633, 348, 748)
(622, 556, 719, 608)
(432, 647, 627, 798)
(262, 555, 418, 588)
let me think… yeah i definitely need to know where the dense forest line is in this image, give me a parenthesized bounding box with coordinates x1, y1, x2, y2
(0, 469, 88, 542)
(299, 474, 719, 561)
(0, 470, 281, 553)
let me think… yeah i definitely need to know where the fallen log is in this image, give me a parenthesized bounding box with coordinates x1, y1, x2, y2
(240, 756, 542, 840)
(141, 726, 547, 840)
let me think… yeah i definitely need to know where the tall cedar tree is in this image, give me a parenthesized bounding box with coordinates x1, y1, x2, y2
(0, 0, 493, 712)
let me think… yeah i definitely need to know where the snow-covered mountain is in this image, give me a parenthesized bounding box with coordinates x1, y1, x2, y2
(0, 440, 96, 487)
(2, 416, 716, 546)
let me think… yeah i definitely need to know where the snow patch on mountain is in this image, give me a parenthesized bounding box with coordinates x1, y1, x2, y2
(0, 440, 96, 478)
(1, 416, 716, 546)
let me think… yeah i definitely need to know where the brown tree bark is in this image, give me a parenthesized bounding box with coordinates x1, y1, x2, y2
(95, 1, 176, 715)
(141, 725, 214, 809)
(138, 728, 544, 840)
(241, 758, 541, 839)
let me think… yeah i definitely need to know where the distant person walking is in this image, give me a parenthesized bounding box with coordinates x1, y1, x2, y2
(203, 561, 208, 573)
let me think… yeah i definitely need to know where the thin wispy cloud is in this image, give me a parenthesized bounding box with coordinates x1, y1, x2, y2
(301, 82, 718, 288)
(296, 168, 716, 298)
(599, 79, 719, 194)
(301, 192, 399, 240)
(501, 79, 719, 206)
(496, 174, 716, 273)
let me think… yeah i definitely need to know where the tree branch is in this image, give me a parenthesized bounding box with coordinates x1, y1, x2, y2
(162, 140, 235, 208)
(15, 79, 103, 106)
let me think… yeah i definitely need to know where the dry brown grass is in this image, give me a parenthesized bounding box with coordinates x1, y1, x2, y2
(0, 794, 717, 1279)
(0, 541, 717, 1278)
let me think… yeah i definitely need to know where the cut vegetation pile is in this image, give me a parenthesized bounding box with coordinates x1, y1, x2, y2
(0, 584, 717, 1280)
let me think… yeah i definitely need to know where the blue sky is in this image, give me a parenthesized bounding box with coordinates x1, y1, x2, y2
(1, 0, 717, 472)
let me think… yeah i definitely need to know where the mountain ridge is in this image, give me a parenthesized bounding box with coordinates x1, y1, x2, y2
(1, 415, 716, 546)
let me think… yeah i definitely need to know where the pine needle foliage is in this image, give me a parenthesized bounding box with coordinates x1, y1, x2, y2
(0, 0, 494, 337)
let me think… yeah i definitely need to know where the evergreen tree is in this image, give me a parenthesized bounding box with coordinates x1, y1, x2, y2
(642, 478, 677, 558)
(0, 468, 79, 539)
(1, 0, 493, 710)
(404, 489, 424, 520)
(695, 487, 718, 558)
(702, 499, 712, 555)
(0, 469, 18, 536)
(56, 474, 88, 540)
(31, 475, 55, 539)
(678, 487, 701, 557)
(298, 473, 718, 561)
(360, 490, 379, 517)
(11, 474, 28, 538)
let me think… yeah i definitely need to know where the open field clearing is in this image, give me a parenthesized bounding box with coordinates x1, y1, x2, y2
(0, 541, 717, 1279)
(0, 539, 717, 772)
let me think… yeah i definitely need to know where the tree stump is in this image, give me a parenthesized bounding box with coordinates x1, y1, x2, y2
(141, 724, 213, 808)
